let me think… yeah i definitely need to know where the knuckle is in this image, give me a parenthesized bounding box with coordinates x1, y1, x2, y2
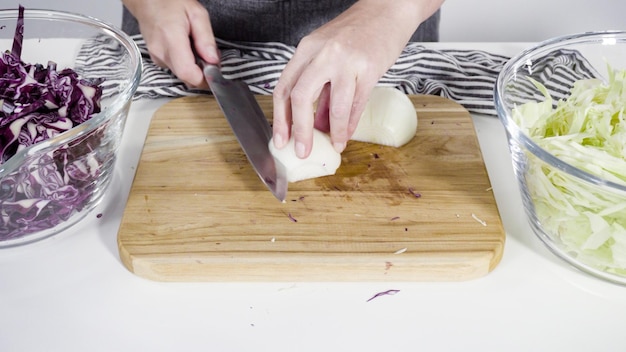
(289, 86, 309, 106)
(272, 82, 290, 101)
(187, 5, 208, 21)
(330, 100, 351, 120)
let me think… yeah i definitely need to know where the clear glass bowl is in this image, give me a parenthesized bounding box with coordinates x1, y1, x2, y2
(0, 8, 141, 247)
(495, 31, 626, 285)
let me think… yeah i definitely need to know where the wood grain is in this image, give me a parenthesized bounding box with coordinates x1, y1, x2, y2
(117, 95, 505, 281)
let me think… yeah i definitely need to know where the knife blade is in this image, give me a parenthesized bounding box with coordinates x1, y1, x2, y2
(197, 59, 288, 202)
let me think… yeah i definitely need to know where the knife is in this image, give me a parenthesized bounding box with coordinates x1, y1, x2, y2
(196, 57, 288, 202)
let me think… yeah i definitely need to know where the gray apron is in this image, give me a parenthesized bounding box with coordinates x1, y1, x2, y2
(122, 0, 439, 45)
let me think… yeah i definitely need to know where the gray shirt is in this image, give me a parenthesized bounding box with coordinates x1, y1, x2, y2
(122, 1, 439, 46)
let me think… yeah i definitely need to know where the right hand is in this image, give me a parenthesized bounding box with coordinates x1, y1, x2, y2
(271, 0, 437, 159)
(122, 0, 220, 87)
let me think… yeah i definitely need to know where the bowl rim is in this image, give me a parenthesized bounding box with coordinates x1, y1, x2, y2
(0, 8, 142, 177)
(494, 30, 626, 194)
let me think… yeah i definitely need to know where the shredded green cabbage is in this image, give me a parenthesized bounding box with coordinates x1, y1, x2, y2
(513, 66, 626, 275)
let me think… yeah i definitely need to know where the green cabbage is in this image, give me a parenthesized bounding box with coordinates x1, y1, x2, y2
(513, 66, 626, 275)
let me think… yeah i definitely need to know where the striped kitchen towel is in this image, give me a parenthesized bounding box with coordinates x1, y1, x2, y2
(76, 34, 598, 116)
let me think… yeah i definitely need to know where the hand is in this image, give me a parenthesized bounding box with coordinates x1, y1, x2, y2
(122, 0, 220, 87)
(272, 0, 442, 158)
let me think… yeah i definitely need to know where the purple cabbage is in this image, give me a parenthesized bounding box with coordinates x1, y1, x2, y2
(0, 6, 105, 241)
(0, 52, 104, 163)
(10, 5, 23, 58)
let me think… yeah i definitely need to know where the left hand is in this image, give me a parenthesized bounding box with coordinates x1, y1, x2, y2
(271, 0, 442, 158)
(122, 0, 220, 88)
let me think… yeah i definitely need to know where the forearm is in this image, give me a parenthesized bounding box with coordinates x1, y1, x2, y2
(325, 0, 443, 67)
(121, 0, 148, 19)
(355, 0, 444, 25)
(352, 0, 444, 45)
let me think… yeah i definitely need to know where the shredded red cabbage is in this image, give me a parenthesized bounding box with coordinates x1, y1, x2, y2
(10, 5, 23, 58)
(408, 187, 421, 198)
(366, 289, 400, 302)
(0, 6, 105, 241)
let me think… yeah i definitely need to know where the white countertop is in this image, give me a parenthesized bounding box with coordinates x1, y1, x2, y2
(2, 43, 626, 352)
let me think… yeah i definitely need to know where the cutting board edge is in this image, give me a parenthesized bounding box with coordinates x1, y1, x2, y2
(116, 244, 504, 282)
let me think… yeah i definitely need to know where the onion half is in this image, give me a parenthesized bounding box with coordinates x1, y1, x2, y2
(269, 87, 417, 183)
(351, 87, 418, 147)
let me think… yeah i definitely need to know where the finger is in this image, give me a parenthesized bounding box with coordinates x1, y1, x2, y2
(158, 4, 215, 88)
(164, 31, 206, 87)
(288, 64, 330, 158)
(272, 47, 317, 150)
(289, 83, 318, 159)
(188, 6, 219, 65)
(328, 75, 357, 154)
(272, 92, 292, 150)
(149, 53, 167, 68)
(346, 82, 376, 138)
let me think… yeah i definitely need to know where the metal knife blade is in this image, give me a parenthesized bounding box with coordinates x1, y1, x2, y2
(198, 60, 288, 202)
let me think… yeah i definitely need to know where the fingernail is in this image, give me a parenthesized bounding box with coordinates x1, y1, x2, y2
(295, 141, 306, 158)
(273, 134, 284, 148)
(333, 142, 346, 153)
(207, 45, 219, 62)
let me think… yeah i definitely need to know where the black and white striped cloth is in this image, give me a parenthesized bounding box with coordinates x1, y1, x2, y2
(76, 34, 598, 116)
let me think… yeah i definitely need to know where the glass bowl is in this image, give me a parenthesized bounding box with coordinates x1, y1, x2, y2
(495, 31, 626, 285)
(0, 8, 141, 247)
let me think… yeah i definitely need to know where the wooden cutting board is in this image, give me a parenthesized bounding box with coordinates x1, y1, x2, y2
(117, 95, 505, 282)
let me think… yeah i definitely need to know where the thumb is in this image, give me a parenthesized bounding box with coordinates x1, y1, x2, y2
(188, 8, 219, 64)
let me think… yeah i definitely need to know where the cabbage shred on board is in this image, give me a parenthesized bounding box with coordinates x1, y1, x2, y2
(0, 6, 105, 240)
(513, 66, 626, 275)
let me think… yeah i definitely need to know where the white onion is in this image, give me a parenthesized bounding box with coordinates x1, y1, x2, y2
(269, 87, 417, 183)
(269, 129, 341, 183)
(351, 87, 417, 147)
